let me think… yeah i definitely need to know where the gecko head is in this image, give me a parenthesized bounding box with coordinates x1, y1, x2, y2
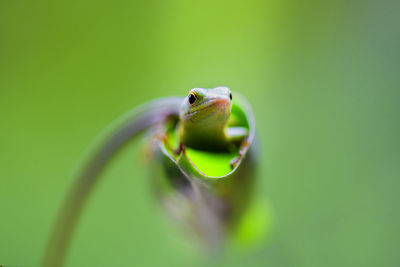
(179, 87, 232, 126)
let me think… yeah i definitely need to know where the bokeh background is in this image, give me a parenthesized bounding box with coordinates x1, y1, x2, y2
(1, 0, 399, 266)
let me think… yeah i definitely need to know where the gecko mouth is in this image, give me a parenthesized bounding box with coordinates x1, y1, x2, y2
(186, 98, 230, 117)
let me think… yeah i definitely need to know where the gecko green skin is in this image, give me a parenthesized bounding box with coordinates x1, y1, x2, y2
(179, 87, 248, 152)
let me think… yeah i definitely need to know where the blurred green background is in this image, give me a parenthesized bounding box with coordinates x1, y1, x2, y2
(1, 0, 399, 266)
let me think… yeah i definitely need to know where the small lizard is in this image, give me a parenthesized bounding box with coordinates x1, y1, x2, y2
(179, 86, 247, 152)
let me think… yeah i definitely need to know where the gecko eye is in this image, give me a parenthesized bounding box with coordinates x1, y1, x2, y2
(188, 93, 197, 105)
(229, 92, 232, 100)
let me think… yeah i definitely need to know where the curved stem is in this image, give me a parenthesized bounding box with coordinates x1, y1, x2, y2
(42, 97, 182, 267)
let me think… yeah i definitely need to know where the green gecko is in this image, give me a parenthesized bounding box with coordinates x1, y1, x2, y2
(42, 87, 251, 267)
(179, 86, 248, 152)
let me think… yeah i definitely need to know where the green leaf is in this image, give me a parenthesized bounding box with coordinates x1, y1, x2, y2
(150, 93, 267, 248)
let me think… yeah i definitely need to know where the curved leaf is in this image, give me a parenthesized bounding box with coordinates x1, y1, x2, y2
(150, 93, 262, 249)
